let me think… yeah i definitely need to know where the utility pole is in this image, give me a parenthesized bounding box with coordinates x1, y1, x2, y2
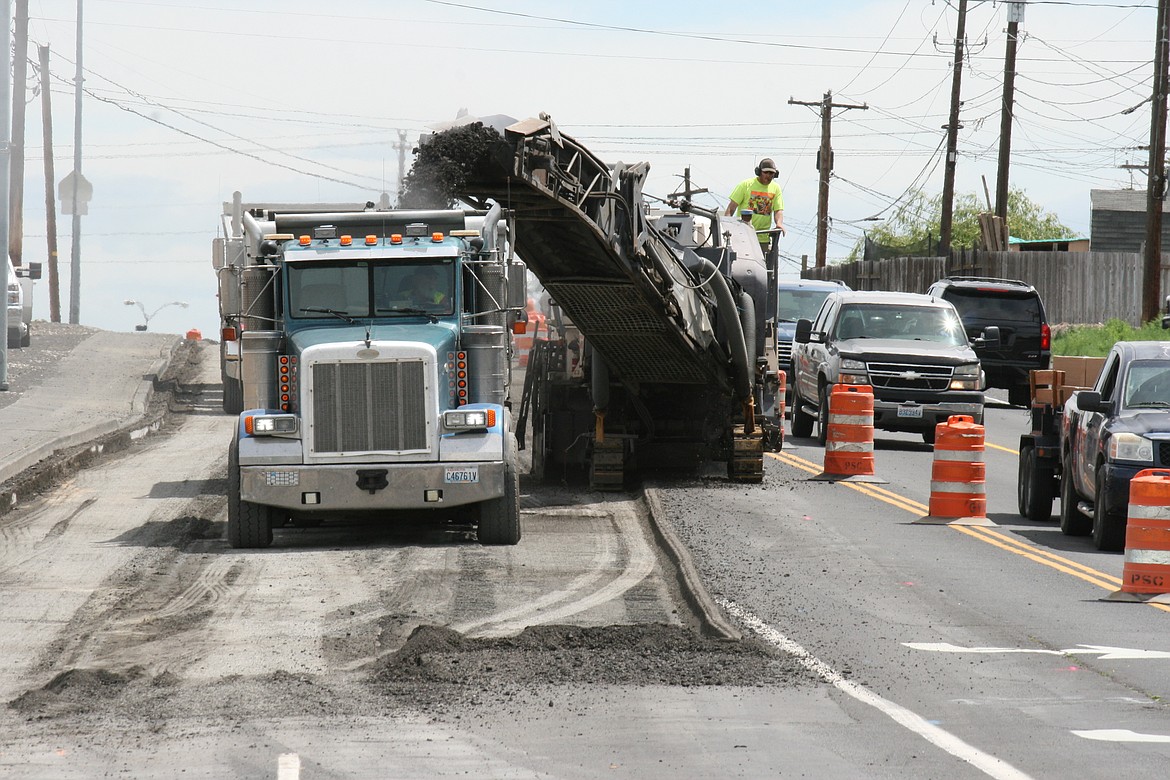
(788, 91, 867, 267)
(939, 0, 969, 255)
(39, 45, 60, 322)
(69, 0, 83, 324)
(994, 1, 1024, 222)
(394, 130, 408, 204)
(1, 0, 12, 390)
(9, 0, 28, 268)
(1143, 0, 1170, 324)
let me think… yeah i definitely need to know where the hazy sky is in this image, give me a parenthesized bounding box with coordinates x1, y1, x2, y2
(14, 0, 1158, 337)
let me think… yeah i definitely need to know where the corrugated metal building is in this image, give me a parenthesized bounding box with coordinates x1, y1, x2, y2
(1090, 189, 1170, 252)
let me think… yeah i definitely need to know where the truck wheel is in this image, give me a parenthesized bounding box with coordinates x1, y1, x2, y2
(1017, 445, 1054, 521)
(478, 460, 521, 545)
(222, 375, 244, 415)
(1059, 464, 1091, 537)
(1092, 468, 1126, 552)
(816, 384, 830, 446)
(227, 440, 273, 548)
(922, 427, 936, 445)
(20, 324, 30, 348)
(791, 385, 814, 438)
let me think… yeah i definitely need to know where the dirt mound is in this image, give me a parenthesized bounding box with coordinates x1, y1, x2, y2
(374, 623, 810, 688)
(8, 666, 149, 717)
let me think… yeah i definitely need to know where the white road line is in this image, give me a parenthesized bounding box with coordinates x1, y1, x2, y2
(277, 752, 301, 779)
(1073, 729, 1170, 743)
(719, 599, 1035, 780)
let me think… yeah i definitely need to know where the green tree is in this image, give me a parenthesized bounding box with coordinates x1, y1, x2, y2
(850, 187, 1072, 260)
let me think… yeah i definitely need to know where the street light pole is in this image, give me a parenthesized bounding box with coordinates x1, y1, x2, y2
(124, 299, 188, 331)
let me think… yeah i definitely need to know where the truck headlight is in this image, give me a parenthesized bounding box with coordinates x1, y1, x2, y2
(1109, 432, 1154, 462)
(246, 414, 298, 435)
(840, 358, 868, 385)
(444, 408, 497, 431)
(950, 363, 981, 391)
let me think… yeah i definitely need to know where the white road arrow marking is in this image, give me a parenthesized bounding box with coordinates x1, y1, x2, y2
(904, 643, 1170, 660)
(1073, 729, 1170, 743)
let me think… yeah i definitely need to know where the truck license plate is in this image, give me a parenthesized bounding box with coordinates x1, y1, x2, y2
(897, 404, 923, 418)
(444, 466, 479, 484)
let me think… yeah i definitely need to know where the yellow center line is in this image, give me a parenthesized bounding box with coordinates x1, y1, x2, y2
(985, 442, 1018, 455)
(768, 449, 1170, 614)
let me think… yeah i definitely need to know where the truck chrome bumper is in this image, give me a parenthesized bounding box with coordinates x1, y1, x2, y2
(241, 461, 505, 511)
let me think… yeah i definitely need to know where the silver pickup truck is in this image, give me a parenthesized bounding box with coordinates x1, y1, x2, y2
(790, 289, 995, 444)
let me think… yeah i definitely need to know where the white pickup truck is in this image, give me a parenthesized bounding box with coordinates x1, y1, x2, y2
(790, 289, 995, 444)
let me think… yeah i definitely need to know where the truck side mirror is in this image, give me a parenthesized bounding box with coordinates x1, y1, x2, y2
(19, 262, 42, 280)
(1164, 295, 1170, 329)
(794, 318, 812, 344)
(974, 325, 1001, 349)
(1077, 390, 1113, 415)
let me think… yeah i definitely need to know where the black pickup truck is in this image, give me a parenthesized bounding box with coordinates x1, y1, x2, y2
(1018, 341, 1170, 551)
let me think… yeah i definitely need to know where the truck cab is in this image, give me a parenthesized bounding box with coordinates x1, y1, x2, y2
(215, 200, 525, 548)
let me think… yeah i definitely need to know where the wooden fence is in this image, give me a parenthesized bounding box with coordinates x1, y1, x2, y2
(801, 250, 1170, 327)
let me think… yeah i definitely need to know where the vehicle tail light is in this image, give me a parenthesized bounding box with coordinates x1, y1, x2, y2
(1041, 322, 1051, 350)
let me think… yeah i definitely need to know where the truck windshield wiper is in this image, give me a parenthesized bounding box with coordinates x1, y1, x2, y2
(300, 307, 357, 324)
(377, 306, 438, 323)
(1130, 400, 1170, 408)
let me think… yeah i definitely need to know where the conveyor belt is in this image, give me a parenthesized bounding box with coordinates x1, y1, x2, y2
(461, 120, 726, 388)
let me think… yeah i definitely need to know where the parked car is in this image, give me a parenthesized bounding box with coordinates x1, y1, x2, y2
(775, 279, 849, 396)
(790, 290, 996, 444)
(6, 260, 28, 349)
(926, 276, 1050, 407)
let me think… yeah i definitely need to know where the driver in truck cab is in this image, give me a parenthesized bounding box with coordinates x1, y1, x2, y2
(406, 267, 450, 310)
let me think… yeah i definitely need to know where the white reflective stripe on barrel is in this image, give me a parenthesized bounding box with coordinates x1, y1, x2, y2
(932, 449, 983, 462)
(1124, 548, 1170, 566)
(829, 413, 873, 426)
(930, 481, 986, 494)
(1127, 504, 1170, 521)
(827, 441, 874, 452)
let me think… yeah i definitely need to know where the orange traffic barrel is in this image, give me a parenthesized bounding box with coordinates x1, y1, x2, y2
(1108, 469, 1170, 603)
(777, 369, 787, 420)
(919, 415, 992, 525)
(810, 384, 885, 483)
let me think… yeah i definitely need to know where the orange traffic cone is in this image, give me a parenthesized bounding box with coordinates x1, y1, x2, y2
(1106, 468, 1170, 604)
(917, 415, 993, 525)
(811, 384, 886, 483)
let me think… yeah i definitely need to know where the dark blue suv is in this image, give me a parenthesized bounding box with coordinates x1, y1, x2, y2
(775, 279, 850, 394)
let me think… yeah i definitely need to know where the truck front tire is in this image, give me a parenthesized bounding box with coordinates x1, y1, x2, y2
(478, 459, 521, 545)
(1092, 468, 1126, 552)
(227, 439, 273, 548)
(791, 384, 814, 438)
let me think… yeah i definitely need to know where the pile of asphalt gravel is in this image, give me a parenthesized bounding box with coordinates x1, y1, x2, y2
(399, 122, 504, 210)
(371, 623, 813, 710)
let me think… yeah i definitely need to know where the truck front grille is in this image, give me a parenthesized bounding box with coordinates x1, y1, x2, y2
(311, 360, 427, 453)
(776, 340, 794, 366)
(866, 361, 953, 392)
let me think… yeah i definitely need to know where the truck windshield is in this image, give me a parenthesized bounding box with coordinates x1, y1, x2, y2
(1124, 360, 1170, 408)
(288, 260, 455, 319)
(836, 304, 967, 346)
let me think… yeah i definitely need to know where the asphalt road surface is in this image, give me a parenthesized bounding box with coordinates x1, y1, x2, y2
(2, 338, 1169, 778)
